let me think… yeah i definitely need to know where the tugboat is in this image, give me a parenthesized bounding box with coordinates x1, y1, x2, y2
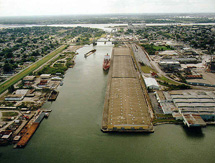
(103, 53, 110, 71)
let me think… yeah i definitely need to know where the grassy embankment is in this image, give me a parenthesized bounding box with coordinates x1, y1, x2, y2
(141, 65, 158, 74)
(157, 76, 179, 85)
(38, 51, 76, 75)
(157, 75, 191, 90)
(0, 45, 67, 95)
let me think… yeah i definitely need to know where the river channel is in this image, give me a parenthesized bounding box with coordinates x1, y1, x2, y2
(1, 44, 215, 163)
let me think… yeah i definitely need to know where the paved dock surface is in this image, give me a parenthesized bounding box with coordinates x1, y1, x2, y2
(102, 47, 153, 132)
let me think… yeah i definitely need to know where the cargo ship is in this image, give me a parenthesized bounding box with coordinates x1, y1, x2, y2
(48, 90, 59, 101)
(16, 112, 45, 148)
(103, 53, 110, 71)
(84, 49, 96, 58)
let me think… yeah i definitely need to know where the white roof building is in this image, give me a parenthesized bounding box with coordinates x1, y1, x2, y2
(159, 50, 178, 56)
(40, 74, 51, 79)
(144, 77, 159, 90)
(15, 89, 28, 95)
(51, 76, 62, 81)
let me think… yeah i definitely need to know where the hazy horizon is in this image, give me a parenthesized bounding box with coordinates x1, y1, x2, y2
(0, 0, 215, 17)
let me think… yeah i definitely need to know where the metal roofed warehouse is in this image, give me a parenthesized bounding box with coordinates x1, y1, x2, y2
(144, 77, 159, 90)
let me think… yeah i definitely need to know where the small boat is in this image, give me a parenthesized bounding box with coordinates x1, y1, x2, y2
(103, 53, 110, 71)
(44, 113, 49, 118)
(43, 109, 52, 112)
(60, 81, 63, 86)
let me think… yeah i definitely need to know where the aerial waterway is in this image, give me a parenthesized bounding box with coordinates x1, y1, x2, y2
(1, 43, 215, 163)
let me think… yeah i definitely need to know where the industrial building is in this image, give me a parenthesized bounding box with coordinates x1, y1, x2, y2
(159, 59, 181, 72)
(155, 90, 215, 127)
(158, 50, 178, 56)
(5, 89, 29, 101)
(40, 74, 51, 79)
(5, 94, 24, 101)
(144, 77, 159, 90)
(155, 91, 176, 114)
(176, 57, 199, 64)
(207, 58, 215, 72)
(23, 76, 36, 82)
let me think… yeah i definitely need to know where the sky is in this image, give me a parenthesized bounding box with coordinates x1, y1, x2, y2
(0, 0, 215, 17)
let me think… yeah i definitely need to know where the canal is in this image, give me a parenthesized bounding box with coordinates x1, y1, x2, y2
(1, 44, 215, 163)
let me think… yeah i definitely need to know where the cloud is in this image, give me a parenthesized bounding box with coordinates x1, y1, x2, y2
(0, 0, 215, 16)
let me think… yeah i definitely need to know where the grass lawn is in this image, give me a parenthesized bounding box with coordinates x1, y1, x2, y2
(141, 65, 157, 73)
(152, 45, 172, 51)
(0, 45, 67, 94)
(2, 112, 19, 117)
(157, 75, 179, 85)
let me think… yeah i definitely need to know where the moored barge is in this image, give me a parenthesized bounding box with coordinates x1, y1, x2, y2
(16, 112, 45, 148)
(48, 90, 59, 101)
(84, 49, 96, 58)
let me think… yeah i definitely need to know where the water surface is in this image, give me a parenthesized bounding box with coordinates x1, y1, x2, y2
(0, 44, 215, 163)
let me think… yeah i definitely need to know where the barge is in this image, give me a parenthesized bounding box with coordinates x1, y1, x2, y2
(16, 112, 45, 148)
(48, 90, 59, 101)
(84, 49, 96, 58)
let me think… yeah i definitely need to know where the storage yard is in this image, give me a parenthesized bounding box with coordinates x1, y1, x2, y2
(102, 47, 153, 132)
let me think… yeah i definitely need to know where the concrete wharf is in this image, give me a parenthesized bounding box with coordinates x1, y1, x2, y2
(102, 47, 154, 132)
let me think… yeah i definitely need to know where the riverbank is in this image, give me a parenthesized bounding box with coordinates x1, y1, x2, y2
(0, 45, 68, 95)
(0, 45, 82, 147)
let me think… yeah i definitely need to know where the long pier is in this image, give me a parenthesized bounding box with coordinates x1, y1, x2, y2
(101, 47, 154, 132)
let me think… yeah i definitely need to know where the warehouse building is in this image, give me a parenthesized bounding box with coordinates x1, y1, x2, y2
(159, 60, 180, 68)
(158, 50, 178, 56)
(144, 77, 159, 90)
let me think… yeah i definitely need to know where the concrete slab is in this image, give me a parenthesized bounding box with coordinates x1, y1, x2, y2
(112, 56, 137, 78)
(113, 47, 131, 56)
(107, 78, 152, 128)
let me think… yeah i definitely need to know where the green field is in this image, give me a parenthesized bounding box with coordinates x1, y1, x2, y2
(2, 112, 19, 117)
(140, 65, 157, 73)
(157, 75, 179, 85)
(0, 45, 67, 94)
(152, 45, 172, 51)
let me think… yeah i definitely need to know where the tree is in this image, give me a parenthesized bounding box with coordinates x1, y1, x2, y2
(8, 85, 15, 93)
(3, 62, 13, 72)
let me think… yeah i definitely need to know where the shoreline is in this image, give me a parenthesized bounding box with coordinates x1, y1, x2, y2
(0, 45, 83, 147)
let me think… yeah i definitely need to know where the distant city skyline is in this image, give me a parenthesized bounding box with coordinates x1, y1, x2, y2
(0, 0, 215, 17)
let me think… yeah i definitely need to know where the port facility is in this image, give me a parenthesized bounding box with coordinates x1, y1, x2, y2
(102, 47, 153, 132)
